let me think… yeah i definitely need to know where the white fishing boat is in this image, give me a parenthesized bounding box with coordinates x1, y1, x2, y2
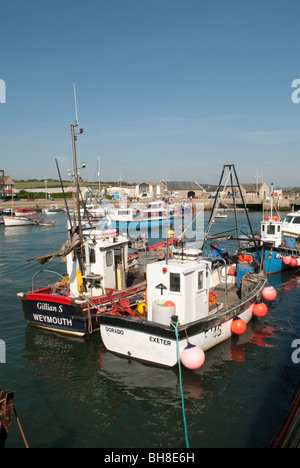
(3, 191, 36, 226)
(42, 205, 60, 214)
(3, 215, 36, 226)
(281, 210, 300, 239)
(97, 246, 267, 368)
(215, 212, 228, 219)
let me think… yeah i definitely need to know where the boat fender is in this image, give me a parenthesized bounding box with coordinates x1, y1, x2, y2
(252, 302, 268, 317)
(76, 270, 84, 293)
(137, 302, 148, 315)
(283, 256, 292, 265)
(262, 286, 277, 302)
(180, 343, 205, 370)
(231, 317, 247, 335)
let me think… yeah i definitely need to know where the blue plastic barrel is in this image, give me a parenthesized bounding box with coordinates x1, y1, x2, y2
(237, 263, 254, 289)
(284, 237, 296, 250)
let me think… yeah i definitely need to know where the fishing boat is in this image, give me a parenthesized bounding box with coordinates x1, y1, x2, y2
(281, 210, 300, 239)
(100, 203, 173, 232)
(42, 204, 60, 214)
(244, 185, 300, 274)
(96, 165, 269, 368)
(3, 215, 36, 227)
(15, 208, 37, 217)
(17, 121, 176, 337)
(37, 220, 56, 227)
(3, 192, 37, 226)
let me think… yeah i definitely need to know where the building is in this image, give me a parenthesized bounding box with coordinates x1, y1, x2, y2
(157, 181, 205, 199)
(240, 182, 271, 200)
(0, 172, 14, 199)
(135, 182, 157, 199)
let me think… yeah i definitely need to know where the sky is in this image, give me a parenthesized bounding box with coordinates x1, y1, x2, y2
(1, 0, 300, 187)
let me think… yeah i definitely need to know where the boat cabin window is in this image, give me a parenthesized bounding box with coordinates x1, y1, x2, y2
(197, 271, 204, 291)
(293, 217, 300, 224)
(170, 272, 180, 292)
(118, 210, 131, 216)
(285, 216, 294, 223)
(277, 225, 281, 232)
(267, 225, 276, 235)
(89, 248, 96, 264)
(106, 250, 113, 267)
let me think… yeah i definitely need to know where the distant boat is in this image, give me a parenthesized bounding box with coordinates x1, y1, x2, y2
(42, 205, 60, 214)
(38, 221, 56, 227)
(281, 210, 300, 239)
(15, 208, 37, 217)
(3, 215, 35, 227)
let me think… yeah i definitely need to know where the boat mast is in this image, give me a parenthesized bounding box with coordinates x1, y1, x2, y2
(70, 123, 84, 254)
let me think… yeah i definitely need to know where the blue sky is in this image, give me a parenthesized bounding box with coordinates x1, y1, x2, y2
(1, 0, 300, 186)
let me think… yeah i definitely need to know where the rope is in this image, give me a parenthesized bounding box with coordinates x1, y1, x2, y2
(13, 406, 29, 448)
(171, 319, 190, 448)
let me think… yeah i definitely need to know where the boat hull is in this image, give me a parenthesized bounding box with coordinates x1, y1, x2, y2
(101, 217, 172, 231)
(98, 278, 265, 367)
(3, 216, 35, 226)
(255, 246, 300, 274)
(17, 282, 147, 337)
(18, 292, 97, 336)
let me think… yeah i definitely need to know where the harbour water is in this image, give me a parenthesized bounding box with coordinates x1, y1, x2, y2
(0, 211, 299, 448)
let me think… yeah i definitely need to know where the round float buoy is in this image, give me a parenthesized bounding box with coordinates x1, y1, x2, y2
(252, 302, 268, 317)
(137, 302, 148, 315)
(297, 258, 300, 267)
(164, 300, 176, 308)
(262, 285, 277, 302)
(291, 257, 298, 267)
(231, 317, 247, 335)
(180, 343, 205, 370)
(283, 256, 292, 265)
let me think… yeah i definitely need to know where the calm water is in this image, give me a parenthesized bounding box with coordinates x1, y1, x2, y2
(0, 211, 299, 448)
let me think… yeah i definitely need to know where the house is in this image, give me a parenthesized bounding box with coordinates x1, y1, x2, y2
(240, 182, 271, 200)
(0, 172, 14, 199)
(157, 181, 205, 199)
(136, 182, 157, 199)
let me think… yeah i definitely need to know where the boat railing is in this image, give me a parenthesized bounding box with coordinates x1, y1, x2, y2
(31, 270, 70, 295)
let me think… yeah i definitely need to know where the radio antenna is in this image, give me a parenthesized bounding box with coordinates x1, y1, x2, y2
(73, 82, 79, 126)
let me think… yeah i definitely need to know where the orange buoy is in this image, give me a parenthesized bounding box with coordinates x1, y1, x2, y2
(291, 257, 298, 267)
(231, 317, 247, 335)
(252, 302, 268, 317)
(228, 266, 236, 276)
(164, 300, 176, 308)
(262, 286, 277, 302)
(283, 256, 292, 265)
(180, 343, 205, 370)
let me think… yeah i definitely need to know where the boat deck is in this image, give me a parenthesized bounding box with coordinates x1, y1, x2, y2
(210, 283, 240, 314)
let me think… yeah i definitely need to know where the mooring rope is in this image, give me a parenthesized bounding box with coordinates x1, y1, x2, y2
(171, 319, 190, 449)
